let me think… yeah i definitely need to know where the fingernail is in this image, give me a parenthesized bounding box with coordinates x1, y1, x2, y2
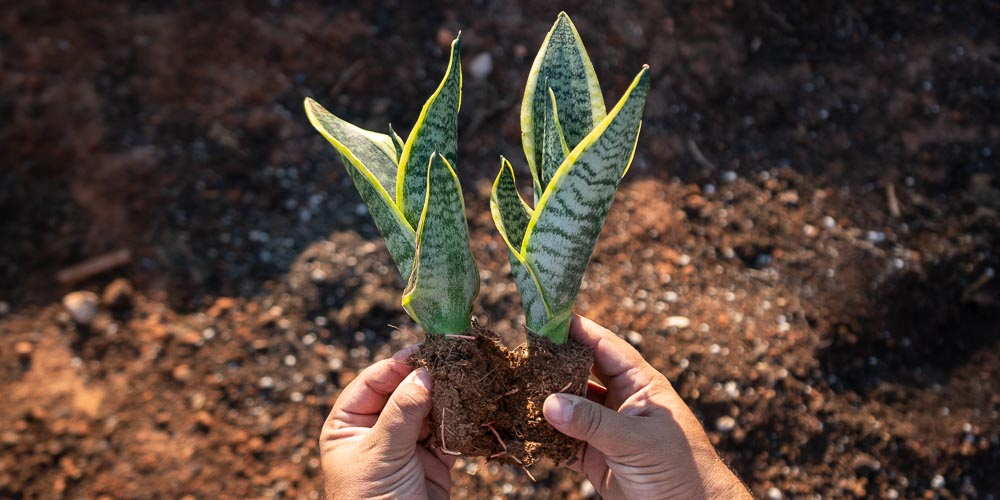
(392, 345, 419, 361)
(411, 368, 432, 391)
(543, 394, 574, 426)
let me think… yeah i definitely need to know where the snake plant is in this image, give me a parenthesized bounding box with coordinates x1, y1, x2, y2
(304, 13, 648, 345)
(491, 13, 650, 343)
(304, 35, 479, 336)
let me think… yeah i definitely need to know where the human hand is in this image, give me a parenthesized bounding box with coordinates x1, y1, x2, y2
(543, 315, 751, 499)
(319, 346, 455, 499)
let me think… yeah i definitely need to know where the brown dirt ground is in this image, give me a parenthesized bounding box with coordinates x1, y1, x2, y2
(1, 1, 998, 498)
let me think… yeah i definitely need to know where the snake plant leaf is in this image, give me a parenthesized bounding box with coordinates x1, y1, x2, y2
(397, 34, 462, 227)
(540, 87, 570, 193)
(402, 153, 480, 334)
(304, 98, 416, 278)
(522, 12, 606, 197)
(521, 67, 650, 342)
(490, 158, 549, 329)
(389, 124, 406, 161)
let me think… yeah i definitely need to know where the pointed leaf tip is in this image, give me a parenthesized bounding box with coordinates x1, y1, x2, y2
(521, 12, 605, 196)
(397, 35, 463, 227)
(403, 153, 479, 335)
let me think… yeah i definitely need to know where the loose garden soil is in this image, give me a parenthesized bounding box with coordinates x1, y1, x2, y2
(1, 1, 998, 498)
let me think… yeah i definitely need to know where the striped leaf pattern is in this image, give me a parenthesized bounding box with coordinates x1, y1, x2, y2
(396, 35, 462, 227)
(305, 33, 478, 335)
(520, 67, 650, 343)
(304, 98, 416, 278)
(541, 87, 570, 192)
(521, 12, 605, 197)
(489, 158, 548, 328)
(389, 125, 405, 161)
(403, 153, 480, 334)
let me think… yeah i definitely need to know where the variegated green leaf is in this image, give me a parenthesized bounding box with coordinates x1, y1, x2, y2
(540, 87, 570, 194)
(304, 98, 416, 278)
(522, 12, 605, 196)
(403, 153, 480, 334)
(389, 125, 405, 161)
(521, 67, 650, 342)
(305, 98, 399, 193)
(397, 35, 462, 227)
(489, 158, 549, 328)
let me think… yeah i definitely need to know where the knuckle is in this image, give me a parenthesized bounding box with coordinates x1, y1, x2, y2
(392, 387, 427, 417)
(579, 403, 606, 438)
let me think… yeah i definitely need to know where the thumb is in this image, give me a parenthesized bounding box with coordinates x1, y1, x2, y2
(367, 367, 434, 459)
(543, 393, 638, 456)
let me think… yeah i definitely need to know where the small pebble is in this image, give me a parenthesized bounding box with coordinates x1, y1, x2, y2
(62, 291, 99, 324)
(258, 376, 275, 389)
(195, 411, 213, 428)
(716, 416, 737, 432)
(625, 330, 643, 345)
(0, 301, 10, 315)
(931, 474, 945, 489)
(469, 52, 493, 80)
(723, 381, 740, 399)
(15, 341, 34, 358)
(766, 487, 783, 499)
(665, 316, 691, 328)
(172, 364, 193, 382)
(101, 278, 133, 308)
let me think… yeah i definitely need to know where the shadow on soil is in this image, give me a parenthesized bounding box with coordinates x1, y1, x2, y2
(818, 252, 1000, 392)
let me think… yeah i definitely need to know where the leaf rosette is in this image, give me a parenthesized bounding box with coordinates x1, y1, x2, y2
(491, 13, 650, 343)
(305, 35, 478, 335)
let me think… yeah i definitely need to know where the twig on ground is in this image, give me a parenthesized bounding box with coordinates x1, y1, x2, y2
(686, 138, 717, 171)
(886, 183, 901, 218)
(56, 248, 132, 285)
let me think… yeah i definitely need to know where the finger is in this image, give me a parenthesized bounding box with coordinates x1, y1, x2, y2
(543, 393, 642, 458)
(570, 315, 655, 396)
(327, 346, 419, 429)
(364, 367, 434, 460)
(417, 445, 455, 495)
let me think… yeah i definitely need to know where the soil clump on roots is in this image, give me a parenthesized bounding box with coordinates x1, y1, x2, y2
(411, 321, 593, 468)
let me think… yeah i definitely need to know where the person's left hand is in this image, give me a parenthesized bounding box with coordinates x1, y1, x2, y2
(319, 346, 455, 499)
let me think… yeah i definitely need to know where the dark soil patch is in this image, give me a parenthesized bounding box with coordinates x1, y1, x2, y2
(413, 322, 592, 468)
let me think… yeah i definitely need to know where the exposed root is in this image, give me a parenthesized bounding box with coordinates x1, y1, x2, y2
(438, 417, 462, 456)
(445, 334, 477, 340)
(521, 465, 536, 482)
(483, 422, 506, 451)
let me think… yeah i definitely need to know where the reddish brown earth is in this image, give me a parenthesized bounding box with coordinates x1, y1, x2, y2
(1, 1, 998, 498)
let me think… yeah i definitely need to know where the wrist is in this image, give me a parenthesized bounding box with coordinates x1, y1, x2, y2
(696, 449, 751, 499)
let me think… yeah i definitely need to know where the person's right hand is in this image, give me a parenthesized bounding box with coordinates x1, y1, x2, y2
(543, 315, 751, 499)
